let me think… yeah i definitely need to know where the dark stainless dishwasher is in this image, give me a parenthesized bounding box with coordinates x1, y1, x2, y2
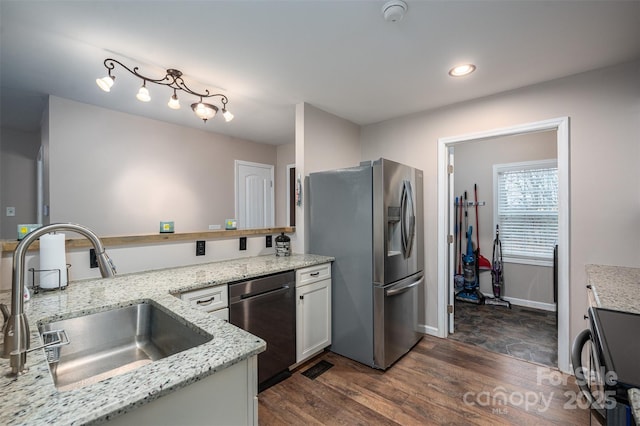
(229, 271, 296, 391)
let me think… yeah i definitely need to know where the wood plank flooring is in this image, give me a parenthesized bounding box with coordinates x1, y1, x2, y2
(258, 334, 592, 425)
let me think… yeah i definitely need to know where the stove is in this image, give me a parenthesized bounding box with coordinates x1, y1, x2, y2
(572, 307, 640, 425)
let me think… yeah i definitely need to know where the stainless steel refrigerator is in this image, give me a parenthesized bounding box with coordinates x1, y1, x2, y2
(308, 158, 424, 369)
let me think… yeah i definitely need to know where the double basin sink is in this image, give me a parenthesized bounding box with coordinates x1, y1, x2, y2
(37, 300, 212, 391)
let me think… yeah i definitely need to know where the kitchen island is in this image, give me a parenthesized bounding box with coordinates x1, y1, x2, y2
(0, 253, 333, 425)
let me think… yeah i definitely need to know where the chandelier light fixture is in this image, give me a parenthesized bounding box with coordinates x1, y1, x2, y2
(96, 58, 234, 123)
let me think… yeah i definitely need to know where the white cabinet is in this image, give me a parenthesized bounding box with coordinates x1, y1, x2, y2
(295, 263, 332, 363)
(180, 284, 229, 321)
(108, 356, 258, 425)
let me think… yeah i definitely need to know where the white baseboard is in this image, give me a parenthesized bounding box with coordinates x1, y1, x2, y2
(482, 293, 557, 312)
(419, 324, 441, 337)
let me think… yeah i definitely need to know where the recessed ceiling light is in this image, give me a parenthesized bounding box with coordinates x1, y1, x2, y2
(448, 64, 476, 77)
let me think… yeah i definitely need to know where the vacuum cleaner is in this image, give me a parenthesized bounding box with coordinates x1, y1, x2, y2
(484, 225, 511, 308)
(455, 225, 484, 304)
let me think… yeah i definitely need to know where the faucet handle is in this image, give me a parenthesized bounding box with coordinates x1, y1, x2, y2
(107, 256, 117, 275)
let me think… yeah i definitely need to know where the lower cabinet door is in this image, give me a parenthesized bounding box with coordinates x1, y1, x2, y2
(211, 307, 229, 322)
(296, 279, 331, 363)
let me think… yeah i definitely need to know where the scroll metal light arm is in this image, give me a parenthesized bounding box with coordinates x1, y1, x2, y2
(98, 58, 233, 123)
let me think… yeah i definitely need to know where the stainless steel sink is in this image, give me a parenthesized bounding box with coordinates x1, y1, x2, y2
(37, 300, 212, 391)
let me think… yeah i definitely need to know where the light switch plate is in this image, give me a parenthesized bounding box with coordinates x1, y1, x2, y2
(6, 207, 15, 217)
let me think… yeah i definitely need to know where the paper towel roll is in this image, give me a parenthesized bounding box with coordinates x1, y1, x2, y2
(39, 233, 67, 289)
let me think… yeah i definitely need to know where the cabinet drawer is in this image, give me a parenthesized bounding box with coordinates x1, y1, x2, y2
(181, 285, 228, 313)
(296, 263, 331, 287)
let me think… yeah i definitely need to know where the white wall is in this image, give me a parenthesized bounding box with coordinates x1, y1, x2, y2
(47, 96, 279, 236)
(0, 234, 277, 291)
(361, 59, 640, 347)
(300, 103, 361, 174)
(0, 127, 41, 238)
(294, 103, 361, 253)
(0, 97, 290, 290)
(454, 131, 557, 305)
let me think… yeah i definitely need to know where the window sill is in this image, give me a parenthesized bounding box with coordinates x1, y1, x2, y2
(503, 256, 553, 268)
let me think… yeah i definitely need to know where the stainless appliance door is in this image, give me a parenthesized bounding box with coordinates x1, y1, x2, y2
(373, 273, 424, 369)
(373, 158, 424, 285)
(571, 308, 640, 423)
(228, 272, 296, 388)
(407, 166, 424, 278)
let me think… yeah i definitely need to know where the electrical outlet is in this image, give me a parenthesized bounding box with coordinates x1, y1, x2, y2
(266, 235, 272, 248)
(89, 248, 98, 268)
(196, 240, 206, 256)
(239, 237, 247, 251)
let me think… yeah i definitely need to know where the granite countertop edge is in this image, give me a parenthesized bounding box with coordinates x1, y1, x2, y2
(0, 253, 334, 425)
(629, 388, 640, 425)
(585, 264, 640, 315)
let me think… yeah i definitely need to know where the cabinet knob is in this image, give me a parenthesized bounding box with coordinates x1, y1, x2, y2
(584, 314, 588, 320)
(299, 295, 304, 300)
(586, 284, 592, 289)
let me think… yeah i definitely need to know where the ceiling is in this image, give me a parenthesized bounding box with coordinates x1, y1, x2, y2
(1, 1, 639, 146)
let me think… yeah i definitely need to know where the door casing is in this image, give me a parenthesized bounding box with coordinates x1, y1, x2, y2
(436, 117, 570, 373)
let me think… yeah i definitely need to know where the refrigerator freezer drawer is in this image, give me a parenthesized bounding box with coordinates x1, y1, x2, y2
(374, 273, 424, 369)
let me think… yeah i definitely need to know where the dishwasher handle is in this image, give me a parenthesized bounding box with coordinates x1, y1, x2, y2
(231, 285, 290, 303)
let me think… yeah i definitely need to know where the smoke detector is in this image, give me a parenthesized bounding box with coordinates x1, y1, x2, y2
(382, 0, 408, 22)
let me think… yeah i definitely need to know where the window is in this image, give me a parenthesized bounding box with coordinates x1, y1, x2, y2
(493, 159, 558, 266)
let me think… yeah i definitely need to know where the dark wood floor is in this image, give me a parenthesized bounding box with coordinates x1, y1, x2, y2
(258, 334, 592, 425)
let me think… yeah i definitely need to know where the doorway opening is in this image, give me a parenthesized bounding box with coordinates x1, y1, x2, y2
(437, 117, 570, 373)
(287, 164, 296, 227)
(450, 132, 558, 367)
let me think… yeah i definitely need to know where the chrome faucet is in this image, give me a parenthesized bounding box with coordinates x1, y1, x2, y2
(2, 223, 116, 375)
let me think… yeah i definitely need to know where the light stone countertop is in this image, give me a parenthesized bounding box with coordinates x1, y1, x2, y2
(0, 253, 333, 425)
(629, 388, 640, 425)
(585, 264, 640, 314)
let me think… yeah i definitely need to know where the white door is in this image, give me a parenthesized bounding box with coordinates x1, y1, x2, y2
(235, 160, 274, 229)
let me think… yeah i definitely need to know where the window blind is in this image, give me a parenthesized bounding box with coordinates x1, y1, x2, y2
(495, 161, 558, 264)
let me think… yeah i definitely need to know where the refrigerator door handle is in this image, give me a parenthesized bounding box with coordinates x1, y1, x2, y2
(400, 182, 408, 256)
(401, 180, 416, 259)
(386, 275, 424, 296)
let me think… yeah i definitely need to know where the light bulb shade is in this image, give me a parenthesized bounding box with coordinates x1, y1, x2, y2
(168, 94, 180, 110)
(136, 85, 151, 102)
(222, 109, 234, 122)
(96, 76, 114, 92)
(191, 102, 218, 122)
